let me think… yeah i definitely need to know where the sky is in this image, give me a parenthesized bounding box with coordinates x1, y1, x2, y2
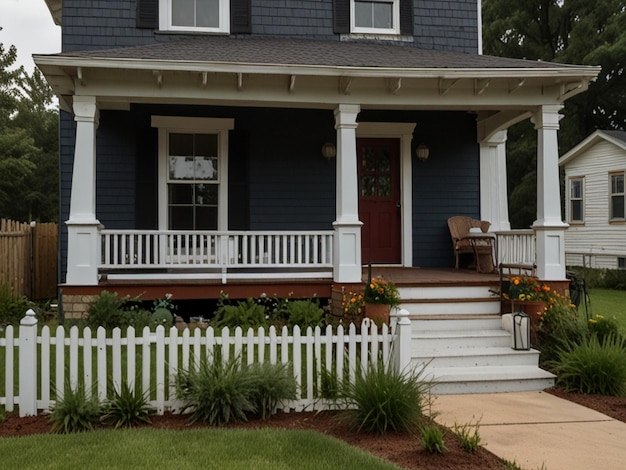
(0, 0, 61, 73)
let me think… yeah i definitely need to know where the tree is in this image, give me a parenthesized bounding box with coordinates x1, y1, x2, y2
(483, 0, 626, 227)
(0, 42, 58, 222)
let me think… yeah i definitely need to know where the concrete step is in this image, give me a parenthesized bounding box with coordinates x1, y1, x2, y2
(412, 346, 541, 368)
(413, 329, 513, 349)
(410, 315, 502, 333)
(422, 365, 556, 395)
(400, 299, 501, 316)
(398, 285, 498, 301)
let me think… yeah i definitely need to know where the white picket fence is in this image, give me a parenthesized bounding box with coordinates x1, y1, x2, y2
(1, 310, 412, 417)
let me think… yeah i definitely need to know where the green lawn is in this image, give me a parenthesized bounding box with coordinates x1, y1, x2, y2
(584, 289, 626, 332)
(0, 427, 400, 470)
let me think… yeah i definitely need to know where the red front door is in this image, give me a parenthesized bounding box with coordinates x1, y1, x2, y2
(358, 138, 401, 264)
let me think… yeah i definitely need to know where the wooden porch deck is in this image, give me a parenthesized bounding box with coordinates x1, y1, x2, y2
(61, 267, 501, 301)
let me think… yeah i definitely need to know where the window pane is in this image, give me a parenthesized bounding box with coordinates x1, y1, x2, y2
(572, 200, 582, 221)
(372, 2, 392, 29)
(169, 206, 193, 230)
(195, 184, 218, 205)
(169, 184, 193, 204)
(378, 176, 391, 197)
(197, 0, 219, 27)
(571, 179, 582, 199)
(355, 1, 393, 29)
(361, 176, 376, 196)
(196, 207, 218, 230)
(169, 133, 194, 156)
(355, 2, 373, 27)
(612, 195, 625, 219)
(172, 0, 194, 26)
(612, 174, 624, 194)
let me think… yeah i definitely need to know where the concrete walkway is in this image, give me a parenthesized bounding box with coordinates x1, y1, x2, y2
(432, 391, 626, 470)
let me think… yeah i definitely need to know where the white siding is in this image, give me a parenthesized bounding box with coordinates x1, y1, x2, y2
(563, 140, 626, 268)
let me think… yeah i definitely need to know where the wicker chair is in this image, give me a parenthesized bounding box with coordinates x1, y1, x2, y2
(447, 216, 491, 269)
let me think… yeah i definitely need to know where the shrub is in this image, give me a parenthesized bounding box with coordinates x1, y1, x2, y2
(286, 300, 324, 330)
(86, 291, 157, 331)
(100, 381, 154, 429)
(248, 362, 297, 420)
(0, 283, 31, 326)
(420, 424, 447, 454)
(176, 355, 258, 425)
(453, 420, 482, 452)
(551, 334, 626, 396)
(319, 364, 342, 400)
(49, 382, 102, 433)
(151, 307, 173, 329)
(341, 364, 430, 434)
(0, 405, 5, 424)
(588, 314, 622, 345)
(213, 298, 267, 330)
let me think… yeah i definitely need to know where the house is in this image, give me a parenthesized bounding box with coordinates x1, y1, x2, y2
(34, 0, 601, 394)
(560, 130, 626, 270)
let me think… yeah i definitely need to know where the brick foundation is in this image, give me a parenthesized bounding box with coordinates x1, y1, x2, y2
(61, 294, 98, 320)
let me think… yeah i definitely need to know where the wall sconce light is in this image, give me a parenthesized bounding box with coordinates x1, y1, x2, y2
(416, 143, 429, 162)
(321, 142, 336, 161)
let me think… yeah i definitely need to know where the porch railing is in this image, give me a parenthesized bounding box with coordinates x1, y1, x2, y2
(495, 230, 536, 271)
(99, 230, 334, 281)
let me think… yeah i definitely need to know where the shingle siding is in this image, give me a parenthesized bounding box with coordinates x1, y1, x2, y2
(410, 111, 479, 267)
(61, 0, 478, 54)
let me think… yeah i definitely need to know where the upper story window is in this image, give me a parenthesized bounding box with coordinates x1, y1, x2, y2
(569, 177, 584, 223)
(159, 0, 230, 33)
(352, 0, 400, 34)
(610, 171, 625, 221)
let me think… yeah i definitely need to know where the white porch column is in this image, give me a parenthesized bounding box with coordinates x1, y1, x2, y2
(479, 130, 511, 231)
(66, 96, 101, 285)
(532, 105, 568, 280)
(333, 104, 363, 283)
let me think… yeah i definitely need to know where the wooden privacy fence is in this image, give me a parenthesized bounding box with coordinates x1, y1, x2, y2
(2, 309, 413, 417)
(0, 218, 57, 299)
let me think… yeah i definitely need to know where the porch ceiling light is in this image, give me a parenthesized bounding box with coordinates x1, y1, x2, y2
(321, 142, 336, 160)
(416, 143, 429, 161)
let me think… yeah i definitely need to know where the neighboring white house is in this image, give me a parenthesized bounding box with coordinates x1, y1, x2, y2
(560, 130, 626, 269)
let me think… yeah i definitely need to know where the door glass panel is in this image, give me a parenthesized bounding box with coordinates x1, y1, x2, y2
(361, 176, 376, 196)
(378, 176, 391, 197)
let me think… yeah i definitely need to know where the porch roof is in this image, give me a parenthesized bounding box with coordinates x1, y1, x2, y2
(34, 36, 600, 114)
(37, 36, 599, 76)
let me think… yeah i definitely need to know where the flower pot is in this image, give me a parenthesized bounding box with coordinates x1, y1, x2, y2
(364, 303, 390, 326)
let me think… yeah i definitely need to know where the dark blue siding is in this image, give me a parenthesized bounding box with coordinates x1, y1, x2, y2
(411, 112, 479, 267)
(96, 111, 137, 230)
(61, 1, 479, 54)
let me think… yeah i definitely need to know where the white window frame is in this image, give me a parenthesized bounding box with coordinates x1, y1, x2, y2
(351, 0, 400, 35)
(610, 171, 625, 222)
(568, 176, 584, 223)
(159, 0, 230, 34)
(152, 116, 234, 231)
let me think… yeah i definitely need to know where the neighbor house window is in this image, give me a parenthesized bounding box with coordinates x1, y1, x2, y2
(569, 177, 584, 223)
(610, 171, 625, 221)
(352, 0, 400, 34)
(159, 0, 230, 33)
(618, 257, 626, 270)
(152, 116, 234, 231)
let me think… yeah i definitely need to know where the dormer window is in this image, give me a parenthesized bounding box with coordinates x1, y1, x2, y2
(352, 0, 400, 34)
(159, 0, 230, 33)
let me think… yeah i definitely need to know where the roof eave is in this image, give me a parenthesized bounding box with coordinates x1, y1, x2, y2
(33, 54, 601, 81)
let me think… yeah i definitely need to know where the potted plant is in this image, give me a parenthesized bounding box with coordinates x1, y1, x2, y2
(363, 277, 400, 326)
(504, 276, 551, 340)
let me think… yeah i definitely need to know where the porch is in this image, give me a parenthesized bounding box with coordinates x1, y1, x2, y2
(64, 227, 536, 300)
(60, 229, 555, 394)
